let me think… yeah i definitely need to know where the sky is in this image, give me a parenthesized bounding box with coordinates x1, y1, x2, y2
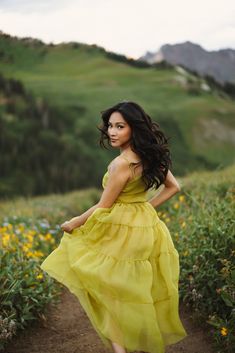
(0, 0, 235, 59)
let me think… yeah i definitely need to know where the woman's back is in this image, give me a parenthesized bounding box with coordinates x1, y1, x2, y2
(102, 154, 147, 203)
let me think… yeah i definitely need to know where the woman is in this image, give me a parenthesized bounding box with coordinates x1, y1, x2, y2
(40, 101, 188, 353)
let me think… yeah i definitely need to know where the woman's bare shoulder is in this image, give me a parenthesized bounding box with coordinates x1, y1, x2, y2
(108, 156, 130, 173)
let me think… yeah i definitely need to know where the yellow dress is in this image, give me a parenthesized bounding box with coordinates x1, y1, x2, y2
(40, 157, 188, 353)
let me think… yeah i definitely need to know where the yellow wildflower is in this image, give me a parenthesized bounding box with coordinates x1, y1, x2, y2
(26, 234, 34, 243)
(220, 327, 228, 336)
(2, 234, 10, 247)
(11, 233, 18, 242)
(173, 202, 179, 209)
(45, 233, 52, 240)
(179, 195, 185, 202)
(18, 224, 25, 232)
(165, 217, 170, 223)
(33, 250, 44, 258)
(36, 273, 43, 280)
(181, 221, 186, 228)
(22, 244, 30, 252)
(26, 242, 33, 249)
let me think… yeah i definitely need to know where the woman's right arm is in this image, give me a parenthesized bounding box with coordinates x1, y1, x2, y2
(61, 158, 131, 231)
(64, 204, 100, 229)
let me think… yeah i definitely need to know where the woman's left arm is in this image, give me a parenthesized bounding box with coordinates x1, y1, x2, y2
(61, 159, 131, 232)
(148, 169, 181, 208)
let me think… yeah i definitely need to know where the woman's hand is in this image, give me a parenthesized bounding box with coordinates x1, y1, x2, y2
(60, 221, 74, 234)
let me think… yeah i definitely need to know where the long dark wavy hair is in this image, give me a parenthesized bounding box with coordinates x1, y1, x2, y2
(97, 101, 172, 190)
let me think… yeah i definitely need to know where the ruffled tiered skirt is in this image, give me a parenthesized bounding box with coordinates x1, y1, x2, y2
(40, 201, 187, 353)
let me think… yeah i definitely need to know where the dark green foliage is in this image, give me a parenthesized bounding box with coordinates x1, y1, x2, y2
(204, 74, 235, 100)
(152, 60, 173, 69)
(223, 82, 235, 99)
(151, 112, 218, 174)
(105, 51, 152, 68)
(180, 65, 235, 100)
(0, 73, 108, 198)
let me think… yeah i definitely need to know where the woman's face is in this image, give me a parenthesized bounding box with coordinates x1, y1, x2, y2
(107, 111, 132, 149)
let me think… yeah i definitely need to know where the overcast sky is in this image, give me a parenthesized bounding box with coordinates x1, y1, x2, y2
(0, 0, 235, 58)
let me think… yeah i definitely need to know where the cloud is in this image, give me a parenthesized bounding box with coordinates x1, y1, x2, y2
(0, 0, 77, 13)
(202, 25, 235, 50)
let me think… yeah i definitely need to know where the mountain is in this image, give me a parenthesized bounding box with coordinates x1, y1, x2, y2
(139, 41, 235, 84)
(0, 32, 235, 198)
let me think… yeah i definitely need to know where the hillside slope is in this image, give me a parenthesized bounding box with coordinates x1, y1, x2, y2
(0, 32, 235, 197)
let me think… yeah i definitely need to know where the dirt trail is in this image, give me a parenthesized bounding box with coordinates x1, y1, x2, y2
(3, 287, 215, 353)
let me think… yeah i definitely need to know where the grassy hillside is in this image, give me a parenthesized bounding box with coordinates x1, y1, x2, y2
(0, 32, 235, 198)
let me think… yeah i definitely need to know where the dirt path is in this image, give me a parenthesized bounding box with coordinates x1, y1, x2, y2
(3, 287, 215, 353)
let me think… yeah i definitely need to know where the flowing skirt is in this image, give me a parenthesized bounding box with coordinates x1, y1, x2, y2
(40, 202, 187, 353)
